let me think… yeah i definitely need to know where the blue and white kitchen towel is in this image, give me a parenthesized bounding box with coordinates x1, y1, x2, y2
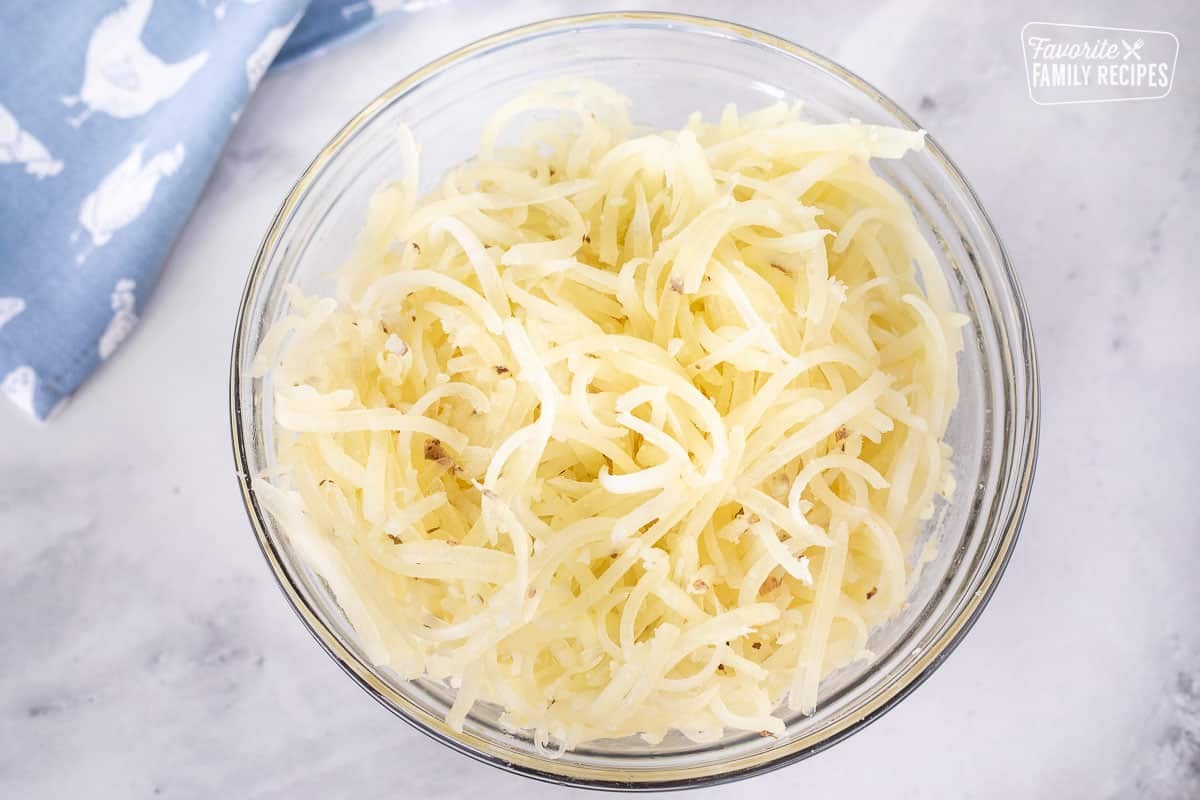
(0, 0, 422, 420)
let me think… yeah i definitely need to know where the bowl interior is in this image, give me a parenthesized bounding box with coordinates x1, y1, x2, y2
(232, 13, 1034, 789)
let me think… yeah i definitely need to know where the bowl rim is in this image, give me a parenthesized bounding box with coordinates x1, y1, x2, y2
(230, 10, 1040, 791)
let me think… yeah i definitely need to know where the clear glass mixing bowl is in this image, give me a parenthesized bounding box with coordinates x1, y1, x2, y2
(230, 12, 1039, 790)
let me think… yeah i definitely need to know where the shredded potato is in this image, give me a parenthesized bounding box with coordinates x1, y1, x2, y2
(253, 79, 965, 749)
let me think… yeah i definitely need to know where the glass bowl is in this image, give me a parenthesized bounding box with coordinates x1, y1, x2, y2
(230, 11, 1039, 791)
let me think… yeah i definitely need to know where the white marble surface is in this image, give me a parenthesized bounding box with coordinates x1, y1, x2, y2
(3, 1, 1199, 797)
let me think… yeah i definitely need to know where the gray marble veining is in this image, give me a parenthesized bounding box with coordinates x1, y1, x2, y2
(3, 1, 1198, 797)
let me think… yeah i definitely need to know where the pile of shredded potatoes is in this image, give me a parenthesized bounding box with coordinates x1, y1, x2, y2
(252, 79, 965, 751)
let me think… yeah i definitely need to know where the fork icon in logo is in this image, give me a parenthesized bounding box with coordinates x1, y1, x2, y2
(1122, 38, 1145, 60)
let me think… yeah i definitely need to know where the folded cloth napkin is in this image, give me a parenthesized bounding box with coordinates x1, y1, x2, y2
(0, 0, 410, 420)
